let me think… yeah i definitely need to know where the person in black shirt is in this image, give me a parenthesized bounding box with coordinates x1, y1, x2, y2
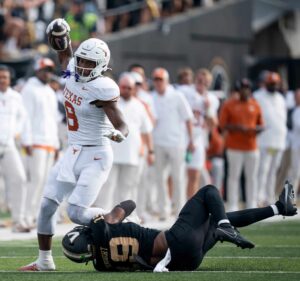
(62, 182, 297, 272)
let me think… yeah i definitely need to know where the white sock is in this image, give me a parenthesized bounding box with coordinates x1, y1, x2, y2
(38, 250, 53, 262)
(218, 219, 230, 226)
(270, 204, 279, 215)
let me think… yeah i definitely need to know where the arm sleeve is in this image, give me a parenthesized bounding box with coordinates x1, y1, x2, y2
(21, 86, 35, 142)
(87, 79, 120, 103)
(16, 96, 32, 146)
(52, 94, 60, 149)
(21, 85, 35, 125)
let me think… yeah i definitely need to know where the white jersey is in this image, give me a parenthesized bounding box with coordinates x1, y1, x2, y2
(111, 97, 152, 166)
(152, 85, 193, 149)
(290, 106, 300, 149)
(62, 63, 120, 146)
(22, 77, 59, 148)
(254, 89, 287, 150)
(137, 88, 157, 120)
(183, 88, 206, 144)
(0, 88, 31, 146)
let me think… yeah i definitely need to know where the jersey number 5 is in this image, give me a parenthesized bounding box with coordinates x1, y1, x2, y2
(65, 101, 79, 131)
(109, 237, 139, 262)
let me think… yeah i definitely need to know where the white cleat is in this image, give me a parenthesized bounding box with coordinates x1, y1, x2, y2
(19, 260, 56, 271)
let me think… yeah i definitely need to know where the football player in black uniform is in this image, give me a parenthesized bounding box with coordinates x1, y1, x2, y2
(62, 182, 297, 272)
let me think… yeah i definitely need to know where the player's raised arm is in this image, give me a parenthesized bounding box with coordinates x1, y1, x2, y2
(46, 18, 72, 70)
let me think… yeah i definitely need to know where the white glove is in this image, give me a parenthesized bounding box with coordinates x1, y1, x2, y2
(104, 129, 126, 143)
(153, 249, 171, 273)
(46, 18, 70, 35)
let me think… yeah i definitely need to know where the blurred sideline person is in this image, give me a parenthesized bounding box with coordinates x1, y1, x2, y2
(151, 67, 194, 219)
(95, 73, 153, 210)
(19, 18, 128, 272)
(130, 71, 157, 222)
(254, 72, 287, 205)
(21, 57, 60, 229)
(253, 70, 270, 97)
(288, 89, 300, 201)
(183, 68, 217, 198)
(128, 63, 149, 92)
(219, 79, 264, 211)
(62, 181, 297, 272)
(0, 64, 31, 232)
(194, 69, 220, 188)
(174, 67, 195, 96)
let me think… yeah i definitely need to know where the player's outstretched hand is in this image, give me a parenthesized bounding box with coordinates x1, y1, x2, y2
(104, 129, 126, 143)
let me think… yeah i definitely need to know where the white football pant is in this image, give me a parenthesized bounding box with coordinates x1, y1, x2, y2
(0, 145, 27, 225)
(226, 149, 260, 211)
(258, 147, 283, 205)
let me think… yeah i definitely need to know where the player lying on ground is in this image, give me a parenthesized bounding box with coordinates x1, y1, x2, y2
(62, 181, 297, 272)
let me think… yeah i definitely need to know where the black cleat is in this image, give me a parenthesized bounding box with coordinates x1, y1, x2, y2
(278, 180, 297, 216)
(214, 225, 255, 249)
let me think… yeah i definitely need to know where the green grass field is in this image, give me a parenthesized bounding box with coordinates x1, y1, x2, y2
(0, 220, 300, 281)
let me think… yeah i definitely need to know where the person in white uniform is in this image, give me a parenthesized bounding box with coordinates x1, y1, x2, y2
(20, 19, 128, 271)
(254, 72, 287, 205)
(96, 73, 153, 209)
(184, 68, 218, 198)
(130, 70, 157, 222)
(151, 67, 194, 220)
(0, 65, 32, 232)
(21, 57, 60, 228)
(288, 89, 300, 201)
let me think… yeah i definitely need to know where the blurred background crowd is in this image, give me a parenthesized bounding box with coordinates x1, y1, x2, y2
(0, 0, 300, 232)
(0, 0, 219, 60)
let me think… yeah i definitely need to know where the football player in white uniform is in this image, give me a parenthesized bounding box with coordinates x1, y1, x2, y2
(19, 18, 129, 271)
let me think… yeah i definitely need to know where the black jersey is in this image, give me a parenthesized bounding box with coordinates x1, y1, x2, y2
(89, 217, 160, 271)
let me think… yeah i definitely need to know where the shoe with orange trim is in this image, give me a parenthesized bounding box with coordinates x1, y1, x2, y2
(19, 260, 56, 271)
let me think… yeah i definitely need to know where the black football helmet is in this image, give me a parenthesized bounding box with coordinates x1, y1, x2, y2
(62, 226, 93, 263)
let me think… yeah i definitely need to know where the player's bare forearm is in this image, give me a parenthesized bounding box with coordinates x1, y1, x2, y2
(102, 101, 129, 137)
(103, 207, 126, 224)
(104, 200, 136, 224)
(57, 45, 73, 70)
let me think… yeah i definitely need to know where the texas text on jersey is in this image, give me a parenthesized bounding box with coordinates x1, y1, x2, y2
(62, 58, 120, 146)
(90, 216, 160, 271)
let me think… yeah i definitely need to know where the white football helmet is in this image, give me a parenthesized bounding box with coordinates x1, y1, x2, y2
(74, 38, 110, 82)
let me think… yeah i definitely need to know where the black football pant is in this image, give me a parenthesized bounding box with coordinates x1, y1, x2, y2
(165, 185, 275, 270)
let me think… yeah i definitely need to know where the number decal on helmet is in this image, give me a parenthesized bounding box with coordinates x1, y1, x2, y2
(67, 231, 80, 244)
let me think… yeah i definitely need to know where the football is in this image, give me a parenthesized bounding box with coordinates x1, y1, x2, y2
(47, 19, 70, 51)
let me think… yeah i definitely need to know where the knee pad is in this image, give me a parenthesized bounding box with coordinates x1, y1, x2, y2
(67, 204, 90, 226)
(37, 197, 59, 235)
(67, 204, 108, 226)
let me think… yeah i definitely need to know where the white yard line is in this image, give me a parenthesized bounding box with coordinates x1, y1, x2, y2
(1, 256, 300, 259)
(0, 270, 299, 273)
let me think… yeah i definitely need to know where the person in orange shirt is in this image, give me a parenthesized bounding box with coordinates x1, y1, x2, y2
(219, 79, 264, 211)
